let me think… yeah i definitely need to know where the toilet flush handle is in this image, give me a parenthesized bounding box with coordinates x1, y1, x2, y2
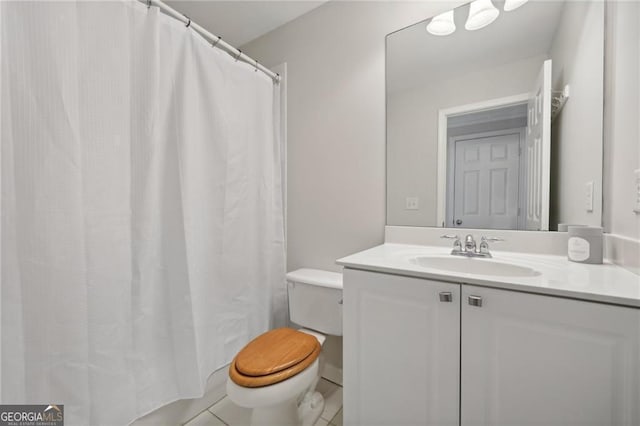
(338, 299, 343, 305)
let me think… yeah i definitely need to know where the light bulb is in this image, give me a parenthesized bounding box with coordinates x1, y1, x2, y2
(465, 0, 500, 31)
(426, 10, 456, 36)
(504, 0, 529, 12)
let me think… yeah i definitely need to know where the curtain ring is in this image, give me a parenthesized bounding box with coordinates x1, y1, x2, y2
(211, 36, 222, 48)
(254, 60, 259, 72)
(146, 0, 151, 8)
(235, 50, 242, 62)
(184, 15, 191, 28)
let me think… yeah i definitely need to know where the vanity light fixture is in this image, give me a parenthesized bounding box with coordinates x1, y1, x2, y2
(465, 0, 500, 31)
(504, 0, 529, 12)
(426, 10, 456, 36)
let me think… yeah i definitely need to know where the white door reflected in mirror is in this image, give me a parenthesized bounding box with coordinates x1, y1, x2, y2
(450, 132, 522, 230)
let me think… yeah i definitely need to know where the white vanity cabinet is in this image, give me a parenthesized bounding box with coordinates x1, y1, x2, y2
(461, 285, 640, 426)
(343, 268, 640, 426)
(343, 268, 461, 426)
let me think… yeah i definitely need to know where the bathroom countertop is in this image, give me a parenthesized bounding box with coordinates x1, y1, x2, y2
(336, 243, 640, 308)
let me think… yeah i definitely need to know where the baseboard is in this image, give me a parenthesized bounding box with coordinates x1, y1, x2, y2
(604, 233, 640, 276)
(322, 363, 343, 387)
(131, 366, 228, 426)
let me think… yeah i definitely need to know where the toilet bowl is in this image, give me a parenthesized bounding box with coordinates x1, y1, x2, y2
(226, 269, 343, 426)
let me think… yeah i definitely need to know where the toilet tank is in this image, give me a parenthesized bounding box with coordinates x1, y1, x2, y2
(286, 268, 343, 336)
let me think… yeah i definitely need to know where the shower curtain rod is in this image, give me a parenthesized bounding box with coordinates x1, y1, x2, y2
(139, 0, 280, 83)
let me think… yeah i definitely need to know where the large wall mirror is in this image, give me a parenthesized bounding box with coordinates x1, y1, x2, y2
(386, 0, 604, 231)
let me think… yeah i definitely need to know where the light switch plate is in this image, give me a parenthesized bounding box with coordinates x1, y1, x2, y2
(405, 197, 419, 210)
(585, 181, 594, 212)
(634, 169, 640, 213)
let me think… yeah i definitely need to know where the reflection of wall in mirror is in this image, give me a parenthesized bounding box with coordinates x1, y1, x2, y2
(604, 0, 640, 241)
(387, 54, 545, 227)
(549, 0, 604, 229)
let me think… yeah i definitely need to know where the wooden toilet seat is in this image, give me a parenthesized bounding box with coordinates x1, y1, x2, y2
(229, 327, 321, 388)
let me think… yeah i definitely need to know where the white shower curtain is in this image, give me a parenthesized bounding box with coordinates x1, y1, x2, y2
(0, 1, 286, 425)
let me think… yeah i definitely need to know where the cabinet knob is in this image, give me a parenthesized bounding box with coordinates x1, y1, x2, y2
(468, 295, 483, 307)
(439, 292, 453, 302)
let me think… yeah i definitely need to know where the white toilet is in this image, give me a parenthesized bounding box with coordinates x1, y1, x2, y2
(226, 268, 343, 426)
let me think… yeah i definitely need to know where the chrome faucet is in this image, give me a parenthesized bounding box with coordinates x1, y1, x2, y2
(464, 234, 476, 253)
(441, 234, 503, 258)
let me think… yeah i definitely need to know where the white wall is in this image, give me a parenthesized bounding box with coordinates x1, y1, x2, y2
(549, 0, 604, 229)
(243, 1, 467, 273)
(243, 0, 466, 391)
(386, 54, 545, 226)
(604, 0, 640, 242)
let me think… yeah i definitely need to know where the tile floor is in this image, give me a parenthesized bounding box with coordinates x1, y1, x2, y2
(183, 378, 343, 426)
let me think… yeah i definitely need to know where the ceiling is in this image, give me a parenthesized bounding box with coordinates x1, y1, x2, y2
(165, 0, 329, 47)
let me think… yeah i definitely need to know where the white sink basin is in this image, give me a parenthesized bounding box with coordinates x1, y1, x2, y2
(410, 256, 541, 278)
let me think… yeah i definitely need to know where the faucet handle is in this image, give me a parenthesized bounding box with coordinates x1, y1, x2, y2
(441, 234, 460, 239)
(481, 236, 504, 242)
(442, 234, 462, 253)
(479, 236, 503, 256)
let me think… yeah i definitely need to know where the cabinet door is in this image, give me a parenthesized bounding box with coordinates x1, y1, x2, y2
(343, 269, 460, 426)
(461, 285, 640, 426)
